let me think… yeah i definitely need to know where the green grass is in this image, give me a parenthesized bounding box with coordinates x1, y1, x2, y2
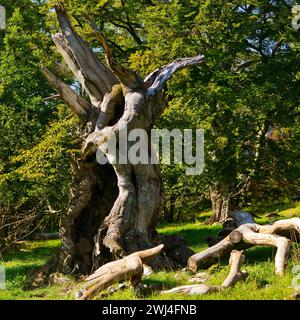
(0, 240, 78, 300)
(245, 200, 300, 218)
(0, 211, 299, 300)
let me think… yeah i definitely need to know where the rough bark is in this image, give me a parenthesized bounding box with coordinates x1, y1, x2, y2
(206, 185, 236, 224)
(33, 4, 204, 282)
(188, 214, 299, 275)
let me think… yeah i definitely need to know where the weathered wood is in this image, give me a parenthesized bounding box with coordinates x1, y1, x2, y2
(36, 3, 205, 282)
(229, 230, 242, 244)
(54, 5, 118, 106)
(161, 284, 220, 295)
(188, 215, 297, 276)
(187, 235, 236, 272)
(162, 250, 246, 295)
(76, 245, 164, 300)
(258, 217, 300, 237)
(241, 225, 291, 275)
(42, 68, 90, 117)
(221, 250, 247, 288)
(144, 55, 205, 97)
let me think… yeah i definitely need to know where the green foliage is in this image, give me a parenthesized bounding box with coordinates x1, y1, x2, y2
(0, 2, 79, 244)
(128, 0, 300, 217)
(1, 110, 79, 207)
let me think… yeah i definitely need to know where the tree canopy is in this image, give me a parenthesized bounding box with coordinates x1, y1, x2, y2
(0, 0, 299, 249)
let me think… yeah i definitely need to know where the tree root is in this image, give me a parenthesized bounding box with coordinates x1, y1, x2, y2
(188, 216, 300, 275)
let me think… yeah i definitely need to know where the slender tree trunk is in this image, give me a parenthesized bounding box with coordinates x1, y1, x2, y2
(33, 4, 204, 281)
(165, 194, 176, 223)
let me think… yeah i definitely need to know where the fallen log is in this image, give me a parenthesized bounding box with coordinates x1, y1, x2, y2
(221, 250, 248, 288)
(76, 244, 164, 300)
(161, 284, 220, 295)
(205, 211, 256, 247)
(187, 215, 299, 275)
(161, 250, 246, 295)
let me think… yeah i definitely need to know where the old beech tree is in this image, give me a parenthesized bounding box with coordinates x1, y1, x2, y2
(41, 5, 204, 275)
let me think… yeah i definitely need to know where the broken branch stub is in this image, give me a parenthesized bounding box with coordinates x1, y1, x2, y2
(42, 68, 90, 118)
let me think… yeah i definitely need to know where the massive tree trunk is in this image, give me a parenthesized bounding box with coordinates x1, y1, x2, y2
(37, 5, 203, 278)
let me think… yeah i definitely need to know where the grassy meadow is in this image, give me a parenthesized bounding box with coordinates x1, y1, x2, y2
(0, 202, 300, 300)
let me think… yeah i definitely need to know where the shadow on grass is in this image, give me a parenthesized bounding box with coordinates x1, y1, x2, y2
(3, 242, 60, 290)
(4, 245, 59, 263)
(244, 246, 274, 264)
(5, 264, 41, 282)
(246, 200, 299, 216)
(159, 225, 221, 249)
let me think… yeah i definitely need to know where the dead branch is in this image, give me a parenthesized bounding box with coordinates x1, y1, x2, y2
(162, 250, 246, 295)
(144, 55, 205, 97)
(85, 17, 141, 90)
(76, 244, 164, 300)
(42, 68, 90, 117)
(54, 4, 118, 106)
(161, 284, 220, 295)
(187, 215, 298, 276)
(221, 250, 247, 288)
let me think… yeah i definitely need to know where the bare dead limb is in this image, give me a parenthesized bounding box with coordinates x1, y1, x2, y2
(161, 284, 220, 295)
(221, 250, 247, 288)
(76, 245, 164, 300)
(187, 235, 236, 272)
(85, 17, 142, 90)
(162, 250, 246, 295)
(54, 5, 118, 106)
(188, 215, 298, 276)
(241, 226, 291, 275)
(258, 217, 300, 238)
(42, 68, 90, 117)
(144, 55, 205, 97)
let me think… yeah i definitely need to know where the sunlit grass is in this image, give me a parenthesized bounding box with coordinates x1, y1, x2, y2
(0, 204, 299, 300)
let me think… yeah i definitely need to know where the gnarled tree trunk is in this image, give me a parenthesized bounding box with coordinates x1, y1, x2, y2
(206, 184, 236, 224)
(36, 5, 203, 279)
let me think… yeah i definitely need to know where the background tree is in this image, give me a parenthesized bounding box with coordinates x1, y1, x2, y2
(129, 0, 300, 223)
(0, 0, 76, 250)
